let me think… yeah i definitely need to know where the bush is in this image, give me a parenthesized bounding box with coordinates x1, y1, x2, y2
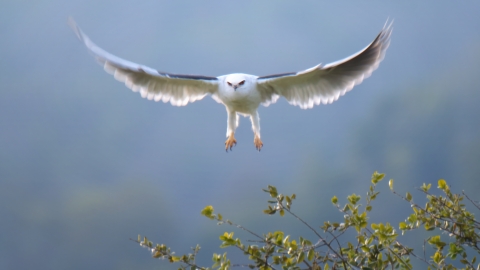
(136, 172, 480, 269)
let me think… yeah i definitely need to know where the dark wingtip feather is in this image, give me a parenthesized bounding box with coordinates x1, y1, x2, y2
(68, 17, 84, 42)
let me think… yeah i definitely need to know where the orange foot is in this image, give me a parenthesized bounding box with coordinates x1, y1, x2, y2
(254, 135, 263, 151)
(225, 134, 237, 152)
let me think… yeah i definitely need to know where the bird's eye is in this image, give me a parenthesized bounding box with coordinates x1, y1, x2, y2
(227, 82, 232, 86)
(239, 80, 245, 85)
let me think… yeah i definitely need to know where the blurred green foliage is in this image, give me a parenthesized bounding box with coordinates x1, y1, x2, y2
(139, 172, 480, 269)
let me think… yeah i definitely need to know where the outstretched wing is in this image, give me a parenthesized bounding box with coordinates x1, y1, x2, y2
(256, 21, 392, 109)
(69, 18, 218, 106)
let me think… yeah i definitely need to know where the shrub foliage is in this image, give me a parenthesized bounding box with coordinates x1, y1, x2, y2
(135, 172, 480, 269)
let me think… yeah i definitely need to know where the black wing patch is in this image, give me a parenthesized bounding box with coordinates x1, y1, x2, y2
(257, 72, 296, 80)
(157, 71, 218, 81)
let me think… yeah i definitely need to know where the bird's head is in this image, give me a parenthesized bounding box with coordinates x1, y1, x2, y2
(225, 74, 248, 91)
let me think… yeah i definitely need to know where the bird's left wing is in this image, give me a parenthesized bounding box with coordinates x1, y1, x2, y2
(256, 22, 392, 109)
(69, 18, 218, 106)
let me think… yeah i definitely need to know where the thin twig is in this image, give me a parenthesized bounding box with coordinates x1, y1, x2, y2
(282, 205, 349, 269)
(130, 238, 207, 269)
(386, 246, 412, 269)
(463, 191, 480, 211)
(219, 218, 264, 240)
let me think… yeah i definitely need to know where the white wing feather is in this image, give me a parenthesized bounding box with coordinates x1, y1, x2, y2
(69, 18, 218, 106)
(257, 22, 392, 109)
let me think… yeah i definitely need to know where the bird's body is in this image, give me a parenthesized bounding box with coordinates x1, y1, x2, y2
(69, 18, 392, 151)
(215, 73, 264, 149)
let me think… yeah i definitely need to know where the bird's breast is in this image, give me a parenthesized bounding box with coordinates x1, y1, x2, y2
(217, 86, 261, 114)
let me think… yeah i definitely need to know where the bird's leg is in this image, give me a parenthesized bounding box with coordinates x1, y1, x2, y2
(225, 132, 237, 151)
(254, 134, 263, 151)
(225, 110, 238, 152)
(250, 112, 263, 151)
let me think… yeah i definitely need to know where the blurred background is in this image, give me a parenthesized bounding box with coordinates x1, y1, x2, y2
(1, 1, 480, 269)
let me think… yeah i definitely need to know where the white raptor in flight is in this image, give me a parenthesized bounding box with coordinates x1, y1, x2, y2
(69, 18, 392, 152)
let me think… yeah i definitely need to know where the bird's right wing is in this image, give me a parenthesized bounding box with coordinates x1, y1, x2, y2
(69, 18, 218, 106)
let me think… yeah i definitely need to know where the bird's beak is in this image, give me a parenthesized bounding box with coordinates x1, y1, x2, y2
(233, 86, 238, 91)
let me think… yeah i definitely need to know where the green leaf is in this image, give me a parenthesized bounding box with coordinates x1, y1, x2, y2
(283, 235, 290, 245)
(438, 179, 447, 190)
(290, 240, 297, 251)
(169, 256, 181, 263)
(406, 192, 412, 201)
(371, 171, 385, 184)
(153, 251, 163, 258)
(428, 235, 440, 245)
(219, 232, 234, 242)
(433, 251, 442, 264)
(268, 185, 278, 198)
(389, 179, 394, 190)
(331, 196, 338, 204)
(425, 224, 435, 231)
(263, 205, 276, 215)
(307, 249, 314, 261)
(297, 252, 305, 263)
(421, 183, 432, 192)
(201, 205, 214, 219)
(347, 194, 361, 205)
(407, 213, 417, 223)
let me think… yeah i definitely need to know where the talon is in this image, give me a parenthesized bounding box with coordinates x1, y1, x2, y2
(254, 135, 263, 151)
(225, 134, 237, 152)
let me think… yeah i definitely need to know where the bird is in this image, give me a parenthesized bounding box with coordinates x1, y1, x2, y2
(69, 18, 392, 152)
